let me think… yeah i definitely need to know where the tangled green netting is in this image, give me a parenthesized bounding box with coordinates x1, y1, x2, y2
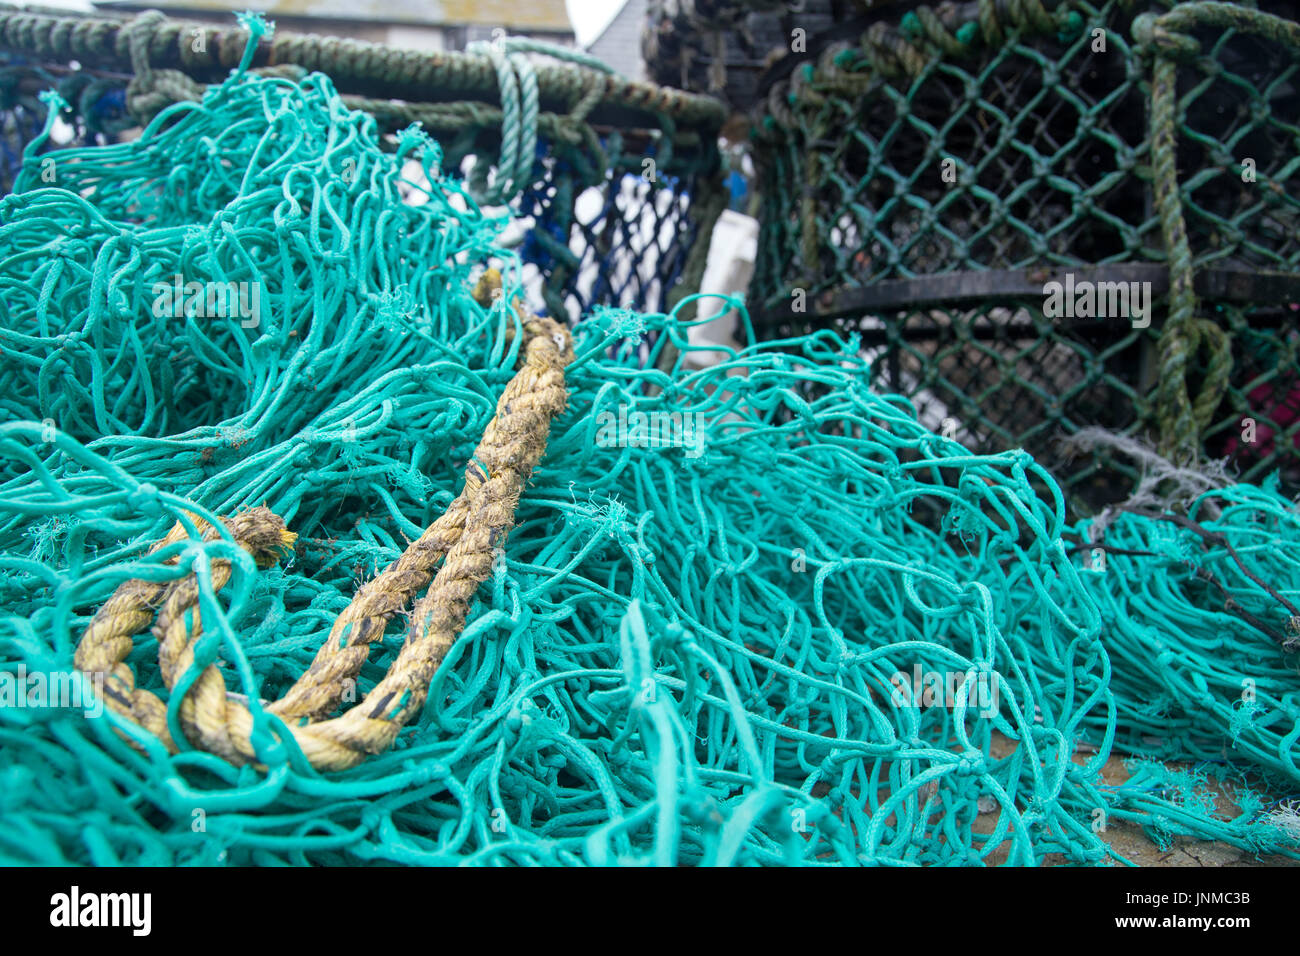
(1, 15, 1297, 866)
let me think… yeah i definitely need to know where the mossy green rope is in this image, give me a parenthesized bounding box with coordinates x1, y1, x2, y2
(0, 3, 726, 131)
(1135, 1, 1300, 459)
(751, 0, 1300, 508)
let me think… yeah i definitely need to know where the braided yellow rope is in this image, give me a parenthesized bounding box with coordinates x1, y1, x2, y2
(72, 509, 293, 751)
(75, 297, 572, 771)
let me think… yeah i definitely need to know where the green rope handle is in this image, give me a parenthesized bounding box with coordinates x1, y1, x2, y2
(1133, 1, 1300, 460)
(123, 9, 207, 122)
(464, 35, 614, 208)
(118, 9, 308, 124)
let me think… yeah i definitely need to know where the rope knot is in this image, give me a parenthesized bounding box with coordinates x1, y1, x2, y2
(1131, 12, 1201, 61)
(123, 9, 204, 124)
(126, 482, 162, 514)
(956, 752, 986, 777)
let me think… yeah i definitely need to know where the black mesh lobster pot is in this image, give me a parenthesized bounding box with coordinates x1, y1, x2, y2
(732, 0, 1300, 513)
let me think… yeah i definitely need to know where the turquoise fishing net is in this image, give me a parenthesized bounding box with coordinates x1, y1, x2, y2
(1070, 484, 1300, 780)
(1, 15, 1296, 865)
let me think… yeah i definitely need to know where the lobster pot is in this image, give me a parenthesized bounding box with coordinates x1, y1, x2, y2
(0, 5, 726, 323)
(744, 0, 1300, 512)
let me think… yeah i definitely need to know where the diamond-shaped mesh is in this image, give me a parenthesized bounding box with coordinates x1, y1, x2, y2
(519, 166, 706, 321)
(750, 0, 1300, 512)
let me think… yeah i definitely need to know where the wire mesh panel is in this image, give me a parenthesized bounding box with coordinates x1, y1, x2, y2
(744, 0, 1300, 512)
(515, 144, 721, 321)
(0, 6, 727, 324)
(359, 102, 726, 321)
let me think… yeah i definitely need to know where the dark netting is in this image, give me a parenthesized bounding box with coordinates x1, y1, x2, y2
(744, 0, 1300, 513)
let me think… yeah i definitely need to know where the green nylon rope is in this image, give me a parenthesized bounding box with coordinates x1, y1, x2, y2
(0, 14, 1297, 866)
(464, 35, 614, 208)
(1135, 1, 1300, 459)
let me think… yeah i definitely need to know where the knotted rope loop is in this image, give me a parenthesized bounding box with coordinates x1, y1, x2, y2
(1140, 2, 1300, 459)
(75, 312, 573, 771)
(463, 34, 615, 207)
(1131, 12, 1201, 61)
(72, 507, 294, 751)
(122, 10, 297, 124)
(123, 9, 204, 123)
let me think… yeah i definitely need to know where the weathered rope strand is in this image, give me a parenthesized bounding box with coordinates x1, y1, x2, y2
(75, 315, 572, 770)
(0, 3, 726, 129)
(1135, 1, 1300, 459)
